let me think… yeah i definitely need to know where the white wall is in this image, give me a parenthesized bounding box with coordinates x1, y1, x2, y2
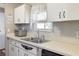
(5, 3, 22, 34)
(0, 8, 5, 49)
(53, 21, 79, 38)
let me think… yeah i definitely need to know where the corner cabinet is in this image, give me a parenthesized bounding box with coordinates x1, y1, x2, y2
(31, 4, 47, 22)
(14, 4, 31, 24)
(47, 3, 79, 22)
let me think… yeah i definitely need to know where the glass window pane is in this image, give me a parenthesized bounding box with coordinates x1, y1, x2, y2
(45, 22, 52, 29)
(36, 23, 44, 29)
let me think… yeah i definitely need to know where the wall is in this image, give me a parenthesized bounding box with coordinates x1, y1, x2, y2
(4, 3, 22, 34)
(0, 8, 5, 34)
(5, 4, 15, 34)
(53, 21, 79, 38)
(0, 8, 5, 49)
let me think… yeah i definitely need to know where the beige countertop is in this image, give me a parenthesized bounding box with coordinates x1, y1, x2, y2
(6, 33, 79, 56)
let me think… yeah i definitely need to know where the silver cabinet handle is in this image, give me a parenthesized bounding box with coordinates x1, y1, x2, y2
(63, 11, 65, 18)
(21, 44, 33, 50)
(59, 12, 61, 19)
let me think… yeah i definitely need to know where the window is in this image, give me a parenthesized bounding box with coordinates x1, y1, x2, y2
(36, 22, 52, 31)
(36, 23, 45, 29)
(45, 23, 52, 30)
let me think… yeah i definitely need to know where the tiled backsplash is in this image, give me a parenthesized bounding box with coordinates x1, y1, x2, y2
(53, 21, 79, 38)
(28, 21, 79, 39)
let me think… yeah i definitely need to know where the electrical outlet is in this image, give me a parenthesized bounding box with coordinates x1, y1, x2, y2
(76, 31, 79, 39)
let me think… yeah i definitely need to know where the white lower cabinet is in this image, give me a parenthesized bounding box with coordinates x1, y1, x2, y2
(18, 49, 28, 56)
(18, 49, 36, 56)
(8, 38, 39, 56)
(9, 44, 18, 56)
(28, 52, 36, 56)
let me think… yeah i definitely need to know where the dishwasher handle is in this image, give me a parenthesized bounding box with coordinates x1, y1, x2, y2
(21, 44, 33, 50)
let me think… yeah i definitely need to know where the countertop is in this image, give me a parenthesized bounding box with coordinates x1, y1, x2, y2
(6, 33, 79, 56)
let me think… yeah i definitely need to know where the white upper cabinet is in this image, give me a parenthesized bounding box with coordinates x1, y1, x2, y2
(47, 3, 62, 22)
(31, 4, 47, 22)
(62, 3, 79, 21)
(14, 4, 31, 23)
(47, 3, 79, 22)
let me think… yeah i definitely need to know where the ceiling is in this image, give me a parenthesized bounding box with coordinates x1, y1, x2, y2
(0, 3, 22, 8)
(0, 3, 47, 8)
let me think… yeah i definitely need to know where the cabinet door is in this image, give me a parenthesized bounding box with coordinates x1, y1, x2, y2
(28, 53, 36, 56)
(14, 4, 25, 23)
(47, 3, 62, 22)
(18, 49, 28, 56)
(25, 5, 31, 23)
(31, 4, 47, 22)
(31, 5, 40, 22)
(18, 5, 25, 23)
(37, 4, 47, 21)
(62, 3, 79, 21)
(14, 4, 30, 23)
(18, 49, 36, 56)
(14, 6, 20, 23)
(9, 44, 18, 56)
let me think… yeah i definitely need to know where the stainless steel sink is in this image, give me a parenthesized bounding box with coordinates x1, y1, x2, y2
(21, 38, 49, 43)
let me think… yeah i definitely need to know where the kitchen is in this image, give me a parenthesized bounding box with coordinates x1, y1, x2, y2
(0, 3, 79, 56)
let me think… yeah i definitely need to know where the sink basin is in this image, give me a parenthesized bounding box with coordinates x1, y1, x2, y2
(21, 38, 49, 43)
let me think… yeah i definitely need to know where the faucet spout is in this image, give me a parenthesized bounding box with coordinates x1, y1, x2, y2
(37, 30, 45, 42)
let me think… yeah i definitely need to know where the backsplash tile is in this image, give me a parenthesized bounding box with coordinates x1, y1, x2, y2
(53, 21, 79, 38)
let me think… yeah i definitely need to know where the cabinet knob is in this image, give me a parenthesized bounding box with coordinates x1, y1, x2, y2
(59, 12, 61, 19)
(63, 11, 65, 18)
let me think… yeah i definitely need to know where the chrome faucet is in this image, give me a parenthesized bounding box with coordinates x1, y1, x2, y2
(37, 30, 39, 39)
(37, 30, 45, 42)
(42, 34, 45, 41)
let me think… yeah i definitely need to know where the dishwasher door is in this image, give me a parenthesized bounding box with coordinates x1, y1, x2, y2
(42, 49, 63, 56)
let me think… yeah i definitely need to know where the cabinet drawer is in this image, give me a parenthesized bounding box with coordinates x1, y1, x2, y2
(9, 39, 16, 45)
